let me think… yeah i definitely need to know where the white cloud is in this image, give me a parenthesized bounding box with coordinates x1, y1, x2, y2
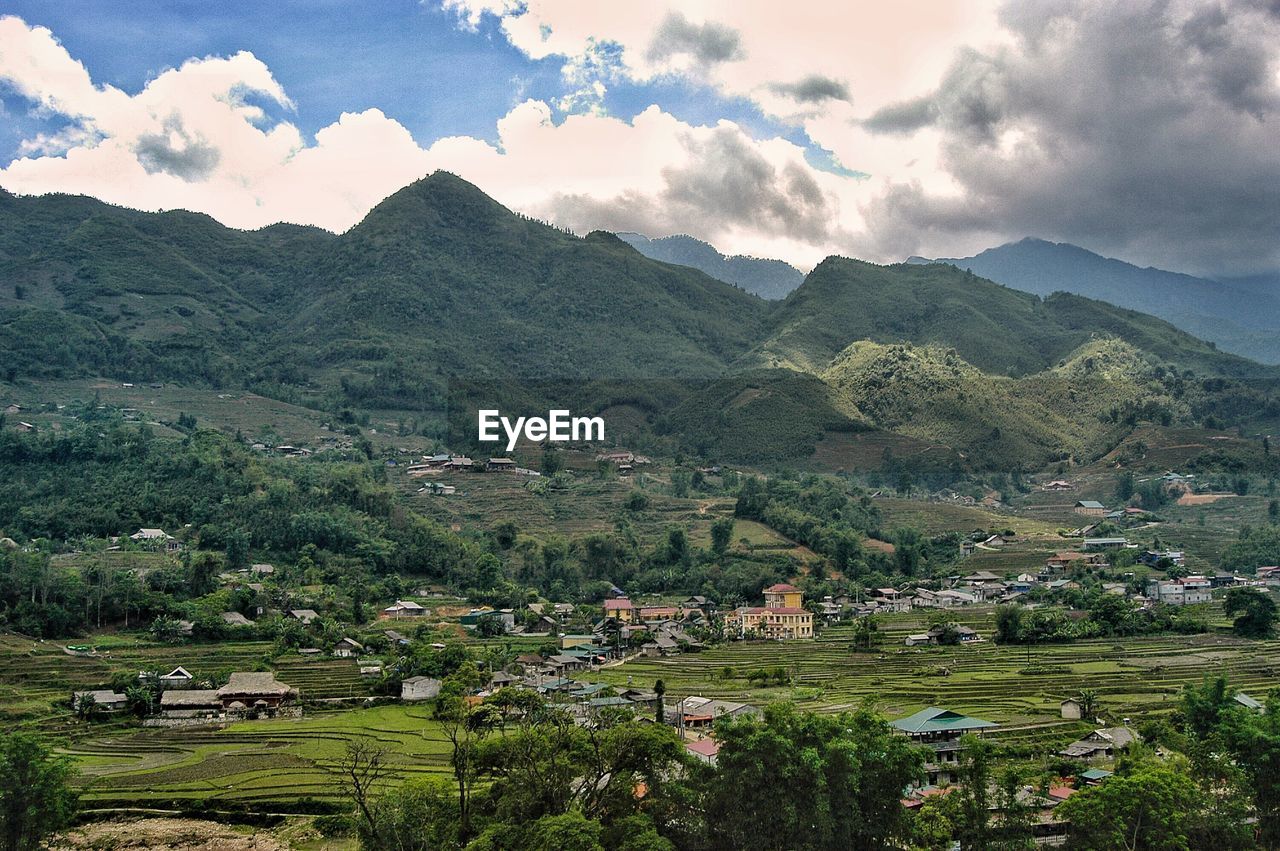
(0, 13, 873, 265)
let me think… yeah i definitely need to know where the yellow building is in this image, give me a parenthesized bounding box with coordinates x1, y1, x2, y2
(728, 583, 813, 639)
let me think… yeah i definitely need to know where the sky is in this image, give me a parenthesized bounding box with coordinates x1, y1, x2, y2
(0, 0, 1277, 276)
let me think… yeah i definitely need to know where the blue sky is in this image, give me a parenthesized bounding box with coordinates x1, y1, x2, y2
(0, 1, 1276, 275)
(0, 0, 796, 161)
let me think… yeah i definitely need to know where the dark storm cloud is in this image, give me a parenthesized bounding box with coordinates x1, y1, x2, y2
(862, 95, 939, 134)
(134, 119, 220, 181)
(861, 0, 1280, 276)
(646, 12, 744, 65)
(770, 75, 851, 104)
(538, 125, 841, 248)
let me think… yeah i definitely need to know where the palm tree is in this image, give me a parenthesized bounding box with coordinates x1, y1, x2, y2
(1078, 688, 1099, 721)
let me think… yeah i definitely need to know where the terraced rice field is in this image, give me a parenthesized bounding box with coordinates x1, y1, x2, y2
(594, 611, 1280, 753)
(0, 633, 373, 730)
(66, 705, 451, 811)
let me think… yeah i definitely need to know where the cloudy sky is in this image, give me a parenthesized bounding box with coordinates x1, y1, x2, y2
(1, 0, 1277, 276)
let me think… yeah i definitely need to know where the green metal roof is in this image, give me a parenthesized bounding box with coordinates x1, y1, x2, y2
(890, 707, 997, 734)
(1080, 768, 1112, 780)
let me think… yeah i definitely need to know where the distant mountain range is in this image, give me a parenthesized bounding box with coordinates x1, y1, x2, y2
(916, 238, 1280, 364)
(615, 232, 803, 300)
(3, 174, 1277, 470)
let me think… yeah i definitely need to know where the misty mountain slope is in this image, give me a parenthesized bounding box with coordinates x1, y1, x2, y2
(616, 232, 804, 300)
(927, 238, 1280, 363)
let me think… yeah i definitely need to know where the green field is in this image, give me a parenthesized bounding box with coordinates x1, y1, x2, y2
(67, 705, 450, 810)
(593, 611, 1280, 753)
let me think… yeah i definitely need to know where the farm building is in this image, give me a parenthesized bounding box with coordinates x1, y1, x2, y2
(1060, 727, 1138, 761)
(401, 676, 442, 701)
(891, 707, 997, 786)
(73, 690, 128, 713)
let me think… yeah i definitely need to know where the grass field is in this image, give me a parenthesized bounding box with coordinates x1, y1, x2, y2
(66, 704, 450, 810)
(0, 632, 373, 730)
(593, 610, 1280, 754)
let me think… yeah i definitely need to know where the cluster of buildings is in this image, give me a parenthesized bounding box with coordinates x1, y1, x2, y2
(74, 668, 298, 727)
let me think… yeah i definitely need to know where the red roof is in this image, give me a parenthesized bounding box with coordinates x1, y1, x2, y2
(764, 583, 800, 593)
(1048, 784, 1076, 800)
(603, 599, 634, 610)
(685, 738, 720, 757)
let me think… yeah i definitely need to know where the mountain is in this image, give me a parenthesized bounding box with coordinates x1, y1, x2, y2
(3, 176, 1278, 471)
(921, 238, 1280, 364)
(615, 232, 803, 300)
(0, 174, 768, 402)
(745, 256, 1267, 380)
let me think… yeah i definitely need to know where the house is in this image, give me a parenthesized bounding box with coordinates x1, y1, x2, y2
(1139, 550, 1185, 567)
(669, 696, 759, 729)
(215, 672, 296, 717)
(401, 677, 443, 701)
(384, 629, 410, 646)
(1145, 581, 1212, 606)
(1060, 698, 1083, 720)
(1234, 692, 1264, 712)
(726, 583, 814, 639)
(1082, 537, 1129, 551)
(250, 563, 275, 576)
(158, 689, 223, 720)
(682, 595, 714, 613)
(72, 690, 128, 713)
(288, 609, 320, 625)
(221, 611, 253, 628)
(547, 654, 587, 672)
(934, 589, 978, 607)
(1043, 480, 1073, 491)
(333, 638, 364, 658)
(1060, 727, 1137, 760)
(961, 570, 1001, 585)
(3, 404, 21, 414)
(130, 528, 182, 553)
(444, 456, 474, 470)
(382, 600, 428, 619)
(685, 738, 721, 766)
(159, 666, 194, 690)
(639, 605, 681, 622)
(602, 597, 636, 623)
(905, 624, 979, 646)
(891, 708, 997, 785)
(14, 421, 34, 433)
(1074, 500, 1107, 516)
(486, 457, 517, 472)
(1079, 768, 1112, 786)
(419, 482, 456, 495)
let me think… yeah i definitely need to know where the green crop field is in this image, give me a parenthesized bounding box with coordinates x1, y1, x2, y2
(591, 611, 1280, 753)
(66, 705, 451, 811)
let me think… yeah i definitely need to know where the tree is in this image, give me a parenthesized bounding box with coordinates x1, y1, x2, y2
(435, 664, 496, 840)
(224, 528, 250, 571)
(338, 740, 390, 847)
(1056, 763, 1198, 850)
(0, 732, 78, 851)
(955, 734, 992, 848)
(705, 703, 924, 850)
(1219, 693, 1280, 847)
(709, 518, 734, 556)
(1076, 688, 1100, 722)
(653, 679, 666, 724)
(1223, 587, 1277, 638)
(541, 449, 564, 477)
